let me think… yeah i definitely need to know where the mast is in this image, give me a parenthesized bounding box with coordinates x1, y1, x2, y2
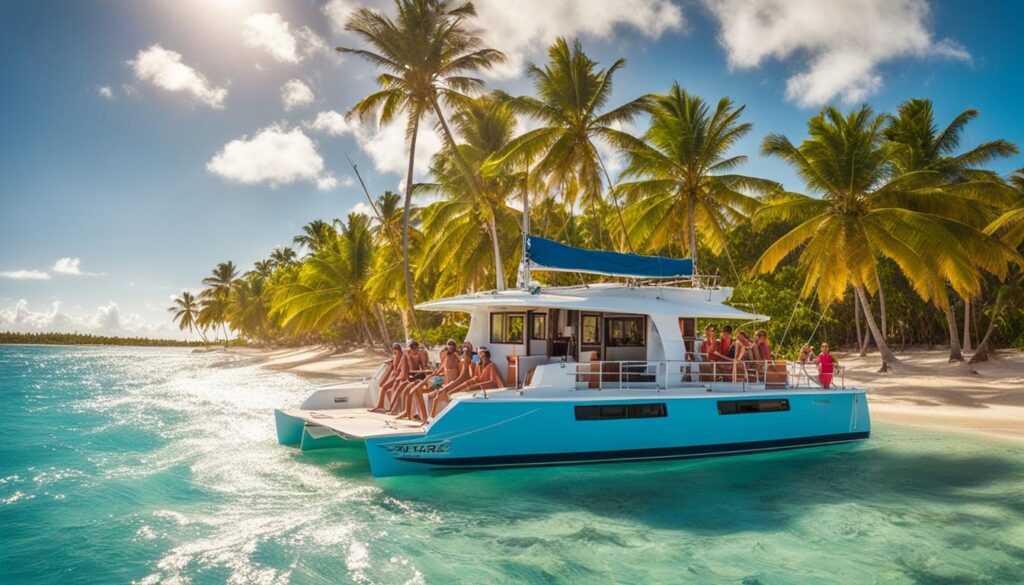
(518, 173, 531, 289)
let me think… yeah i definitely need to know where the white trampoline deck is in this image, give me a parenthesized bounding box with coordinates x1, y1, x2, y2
(280, 408, 426, 440)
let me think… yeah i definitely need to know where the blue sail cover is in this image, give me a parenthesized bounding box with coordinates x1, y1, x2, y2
(525, 236, 693, 278)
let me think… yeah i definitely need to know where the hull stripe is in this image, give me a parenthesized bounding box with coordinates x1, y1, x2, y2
(396, 431, 870, 469)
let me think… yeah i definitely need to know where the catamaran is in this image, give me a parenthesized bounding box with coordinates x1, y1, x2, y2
(274, 235, 870, 478)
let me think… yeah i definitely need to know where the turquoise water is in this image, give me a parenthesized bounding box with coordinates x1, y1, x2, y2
(1, 346, 1022, 584)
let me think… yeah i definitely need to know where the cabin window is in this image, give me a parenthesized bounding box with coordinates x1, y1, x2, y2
(490, 312, 525, 344)
(717, 399, 790, 415)
(575, 403, 667, 420)
(581, 314, 601, 345)
(530, 313, 547, 340)
(605, 316, 645, 347)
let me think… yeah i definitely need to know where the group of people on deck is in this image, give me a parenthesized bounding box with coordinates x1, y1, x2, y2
(369, 339, 504, 425)
(700, 324, 773, 382)
(699, 324, 837, 387)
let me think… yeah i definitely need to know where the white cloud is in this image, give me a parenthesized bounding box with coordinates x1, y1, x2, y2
(52, 257, 103, 276)
(0, 270, 50, 280)
(206, 124, 336, 190)
(0, 299, 179, 337)
(305, 110, 356, 136)
(702, 0, 970, 107)
(281, 79, 314, 111)
(471, 0, 685, 78)
(98, 86, 114, 99)
(243, 12, 326, 64)
(323, 0, 356, 35)
(347, 202, 373, 217)
(304, 109, 441, 183)
(129, 44, 227, 108)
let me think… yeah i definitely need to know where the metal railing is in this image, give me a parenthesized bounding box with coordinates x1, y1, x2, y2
(568, 359, 845, 392)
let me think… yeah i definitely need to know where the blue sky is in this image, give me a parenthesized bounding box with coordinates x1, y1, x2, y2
(1, 0, 1022, 338)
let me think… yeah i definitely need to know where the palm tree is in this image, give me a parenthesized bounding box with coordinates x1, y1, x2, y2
(365, 191, 422, 340)
(986, 169, 1024, 249)
(617, 83, 777, 271)
(201, 261, 238, 347)
(270, 246, 298, 268)
(883, 98, 1019, 359)
(168, 291, 206, 342)
(249, 259, 275, 279)
(226, 274, 272, 345)
(489, 38, 648, 252)
(754, 106, 1018, 366)
(272, 214, 382, 344)
(338, 0, 505, 316)
(293, 220, 338, 254)
(421, 95, 522, 290)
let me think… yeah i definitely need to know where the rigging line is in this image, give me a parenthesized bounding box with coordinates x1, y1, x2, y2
(802, 298, 835, 348)
(777, 294, 802, 351)
(346, 154, 426, 345)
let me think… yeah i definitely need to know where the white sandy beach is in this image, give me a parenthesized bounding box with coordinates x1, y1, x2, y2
(237, 344, 1024, 441)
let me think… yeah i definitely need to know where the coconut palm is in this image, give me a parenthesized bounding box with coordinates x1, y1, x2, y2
(226, 274, 272, 345)
(883, 98, 1019, 359)
(293, 219, 338, 254)
(201, 261, 238, 346)
(420, 95, 522, 291)
(365, 192, 423, 340)
(168, 291, 206, 342)
(338, 0, 505, 316)
(617, 83, 778, 271)
(270, 246, 298, 268)
(488, 38, 647, 252)
(754, 106, 1018, 366)
(986, 169, 1024, 249)
(249, 259, 275, 279)
(272, 214, 383, 344)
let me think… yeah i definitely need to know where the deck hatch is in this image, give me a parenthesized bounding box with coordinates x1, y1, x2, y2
(574, 403, 667, 421)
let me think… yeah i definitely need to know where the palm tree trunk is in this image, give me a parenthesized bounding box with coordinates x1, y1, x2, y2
(855, 286, 898, 365)
(221, 322, 229, 349)
(487, 215, 506, 290)
(969, 297, 1002, 364)
(854, 294, 864, 353)
(687, 192, 699, 272)
(962, 300, 972, 352)
(374, 305, 390, 343)
(859, 298, 875, 357)
(942, 299, 963, 362)
(401, 116, 420, 338)
(875, 274, 887, 343)
(399, 307, 411, 343)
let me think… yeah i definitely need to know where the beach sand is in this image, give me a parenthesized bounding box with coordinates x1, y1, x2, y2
(840, 349, 1024, 442)
(236, 344, 1024, 441)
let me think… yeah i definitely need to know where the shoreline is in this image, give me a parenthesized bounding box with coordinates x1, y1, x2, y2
(240, 344, 1024, 441)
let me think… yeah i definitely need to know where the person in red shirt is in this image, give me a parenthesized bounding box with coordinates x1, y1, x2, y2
(816, 343, 836, 389)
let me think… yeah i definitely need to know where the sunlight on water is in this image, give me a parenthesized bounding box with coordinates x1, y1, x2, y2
(1, 346, 1022, 584)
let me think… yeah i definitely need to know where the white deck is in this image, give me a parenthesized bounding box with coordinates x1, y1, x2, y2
(282, 408, 426, 439)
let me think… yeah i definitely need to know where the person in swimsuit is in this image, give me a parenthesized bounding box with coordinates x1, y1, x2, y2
(388, 342, 426, 415)
(371, 343, 408, 413)
(754, 330, 772, 361)
(428, 342, 476, 419)
(816, 343, 836, 389)
(699, 324, 718, 381)
(401, 339, 460, 422)
(732, 331, 755, 382)
(444, 347, 504, 397)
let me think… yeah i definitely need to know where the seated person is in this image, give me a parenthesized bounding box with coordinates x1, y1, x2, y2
(698, 324, 718, 381)
(400, 339, 460, 422)
(389, 341, 430, 415)
(434, 347, 504, 405)
(754, 329, 772, 361)
(732, 331, 755, 382)
(370, 343, 406, 413)
(428, 342, 476, 418)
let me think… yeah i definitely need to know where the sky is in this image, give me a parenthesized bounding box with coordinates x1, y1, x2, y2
(1, 0, 1023, 339)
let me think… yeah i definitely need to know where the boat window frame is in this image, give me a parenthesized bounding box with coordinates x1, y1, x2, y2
(604, 316, 646, 348)
(530, 313, 547, 341)
(717, 399, 790, 415)
(580, 313, 601, 345)
(490, 311, 526, 345)
(575, 403, 667, 421)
